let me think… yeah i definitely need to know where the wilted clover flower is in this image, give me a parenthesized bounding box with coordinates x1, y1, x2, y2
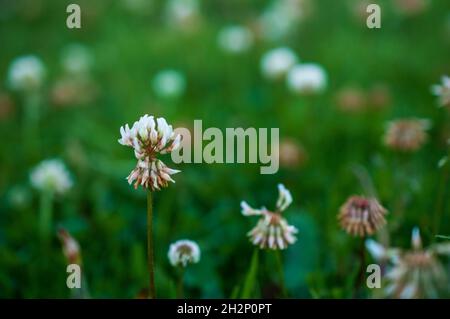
(366, 228, 450, 298)
(57, 228, 81, 265)
(287, 63, 327, 94)
(118, 115, 181, 191)
(152, 69, 186, 99)
(168, 239, 201, 267)
(30, 159, 73, 195)
(260, 47, 298, 80)
(8, 55, 46, 92)
(432, 75, 450, 108)
(241, 184, 298, 250)
(384, 119, 430, 152)
(217, 25, 254, 54)
(338, 195, 387, 237)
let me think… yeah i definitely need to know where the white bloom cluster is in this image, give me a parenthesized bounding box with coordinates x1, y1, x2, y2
(287, 63, 327, 94)
(8, 55, 46, 92)
(168, 239, 201, 267)
(30, 159, 73, 195)
(152, 69, 186, 99)
(60, 43, 93, 76)
(166, 0, 199, 26)
(119, 115, 181, 190)
(217, 25, 254, 54)
(260, 47, 298, 80)
(241, 184, 298, 250)
(432, 75, 450, 107)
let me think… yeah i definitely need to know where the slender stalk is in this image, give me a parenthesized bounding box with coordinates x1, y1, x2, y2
(434, 151, 450, 235)
(147, 190, 156, 299)
(353, 239, 366, 298)
(177, 267, 185, 298)
(39, 190, 53, 240)
(274, 250, 288, 298)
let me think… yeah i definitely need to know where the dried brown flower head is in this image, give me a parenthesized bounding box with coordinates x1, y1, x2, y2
(384, 119, 430, 152)
(338, 196, 388, 237)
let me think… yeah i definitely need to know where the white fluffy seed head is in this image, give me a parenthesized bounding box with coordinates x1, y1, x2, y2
(30, 159, 73, 195)
(8, 55, 46, 92)
(168, 239, 201, 267)
(260, 47, 298, 80)
(287, 63, 327, 94)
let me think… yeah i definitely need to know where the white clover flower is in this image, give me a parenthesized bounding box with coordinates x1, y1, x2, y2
(241, 183, 298, 250)
(366, 227, 450, 299)
(217, 25, 254, 54)
(431, 75, 450, 107)
(287, 63, 327, 94)
(60, 43, 93, 76)
(7, 55, 46, 92)
(166, 0, 199, 26)
(152, 69, 186, 99)
(119, 115, 181, 190)
(168, 239, 201, 267)
(260, 47, 298, 80)
(30, 159, 73, 195)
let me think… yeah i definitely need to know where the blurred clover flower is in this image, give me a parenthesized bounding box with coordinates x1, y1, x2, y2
(60, 43, 93, 77)
(30, 159, 72, 239)
(168, 239, 201, 267)
(287, 63, 327, 94)
(432, 75, 450, 108)
(338, 195, 387, 237)
(277, 138, 308, 169)
(58, 228, 81, 265)
(118, 115, 181, 190)
(7, 55, 46, 92)
(152, 69, 186, 99)
(217, 25, 254, 54)
(259, 0, 307, 41)
(260, 47, 298, 80)
(336, 86, 367, 113)
(30, 159, 73, 195)
(241, 184, 298, 250)
(394, 0, 428, 16)
(384, 118, 431, 152)
(166, 0, 200, 28)
(366, 227, 450, 298)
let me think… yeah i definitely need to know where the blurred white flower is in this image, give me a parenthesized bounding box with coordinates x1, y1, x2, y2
(166, 0, 199, 27)
(260, 47, 298, 80)
(217, 25, 254, 54)
(7, 55, 45, 92)
(168, 239, 201, 267)
(30, 159, 73, 195)
(60, 43, 93, 76)
(118, 115, 181, 190)
(152, 69, 186, 99)
(366, 227, 450, 298)
(241, 184, 298, 250)
(259, 0, 306, 41)
(431, 75, 450, 108)
(287, 63, 327, 94)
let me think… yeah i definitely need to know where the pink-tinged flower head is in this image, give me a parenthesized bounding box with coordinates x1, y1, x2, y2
(119, 115, 181, 190)
(241, 184, 298, 250)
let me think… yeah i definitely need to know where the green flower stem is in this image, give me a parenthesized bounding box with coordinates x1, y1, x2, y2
(147, 190, 156, 299)
(177, 267, 185, 299)
(23, 92, 40, 157)
(39, 190, 54, 240)
(274, 250, 288, 298)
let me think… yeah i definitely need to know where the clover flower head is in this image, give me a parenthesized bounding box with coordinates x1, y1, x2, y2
(8, 55, 46, 92)
(287, 63, 327, 94)
(168, 239, 201, 267)
(384, 118, 430, 152)
(241, 183, 298, 250)
(260, 47, 298, 80)
(338, 195, 387, 237)
(367, 227, 450, 298)
(217, 25, 254, 54)
(152, 69, 186, 99)
(431, 75, 450, 108)
(30, 159, 73, 195)
(60, 43, 93, 76)
(119, 115, 181, 190)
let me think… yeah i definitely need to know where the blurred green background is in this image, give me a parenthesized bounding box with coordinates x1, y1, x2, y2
(0, 0, 449, 298)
